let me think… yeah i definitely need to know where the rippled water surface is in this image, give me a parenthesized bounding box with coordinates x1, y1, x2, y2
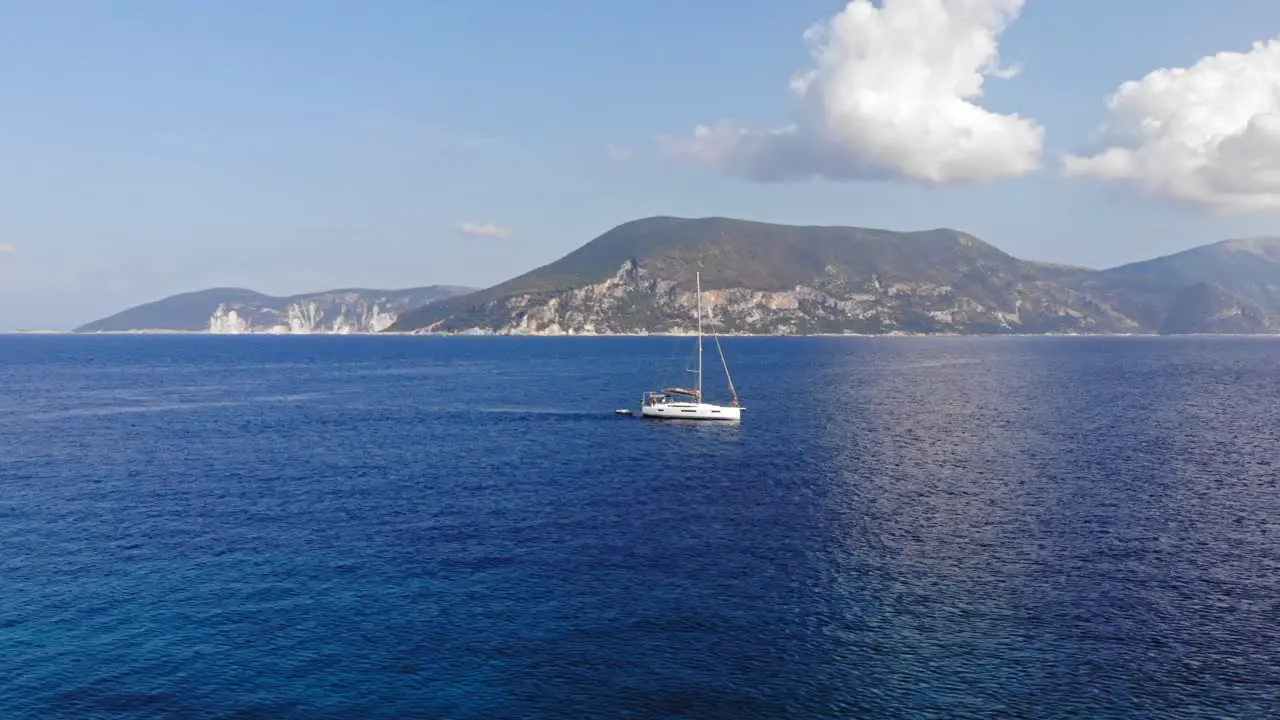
(2, 335, 1279, 718)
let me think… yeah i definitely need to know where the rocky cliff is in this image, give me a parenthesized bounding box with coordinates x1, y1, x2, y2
(398, 257, 1136, 335)
(77, 286, 473, 334)
(389, 217, 1280, 335)
(205, 291, 409, 334)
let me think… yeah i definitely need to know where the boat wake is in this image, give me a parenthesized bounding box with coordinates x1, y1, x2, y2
(425, 405, 605, 418)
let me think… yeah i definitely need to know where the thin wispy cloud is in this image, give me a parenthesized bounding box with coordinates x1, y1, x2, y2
(457, 222, 513, 241)
(605, 144, 633, 163)
(418, 126, 505, 150)
(0, 243, 16, 255)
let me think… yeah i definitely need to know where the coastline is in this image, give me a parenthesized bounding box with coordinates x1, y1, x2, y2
(10, 329, 1279, 338)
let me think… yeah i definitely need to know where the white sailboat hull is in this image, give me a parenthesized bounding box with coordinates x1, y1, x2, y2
(641, 402, 742, 421)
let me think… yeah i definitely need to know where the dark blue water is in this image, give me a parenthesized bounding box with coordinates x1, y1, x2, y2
(2, 336, 1279, 718)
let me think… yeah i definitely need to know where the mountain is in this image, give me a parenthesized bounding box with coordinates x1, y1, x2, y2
(76, 285, 474, 333)
(387, 217, 1280, 336)
(1101, 237, 1280, 313)
(1157, 283, 1278, 335)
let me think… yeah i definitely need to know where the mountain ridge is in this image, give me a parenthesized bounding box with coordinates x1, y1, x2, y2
(77, 285, 474, 333)
(388, 216, 1280, 336)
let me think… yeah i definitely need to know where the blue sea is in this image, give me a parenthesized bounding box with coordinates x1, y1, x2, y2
(2, 335, 1279, 719)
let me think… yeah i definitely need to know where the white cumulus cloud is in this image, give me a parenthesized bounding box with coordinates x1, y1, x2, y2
(457, 222, 512, 241)
(1064, 37, 1280, 211)
(663, 0, 1043, 184)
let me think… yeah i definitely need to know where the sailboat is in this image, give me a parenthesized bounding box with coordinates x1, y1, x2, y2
(641, 271, 743, 421)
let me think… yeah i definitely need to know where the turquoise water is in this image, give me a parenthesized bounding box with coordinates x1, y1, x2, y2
(2, 335, 1278, 718)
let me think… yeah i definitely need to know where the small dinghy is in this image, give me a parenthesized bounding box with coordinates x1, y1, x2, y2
(614, 409, 634, 416)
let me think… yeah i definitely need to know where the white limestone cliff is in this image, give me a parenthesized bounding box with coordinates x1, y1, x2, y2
(206, 295, 444, 334)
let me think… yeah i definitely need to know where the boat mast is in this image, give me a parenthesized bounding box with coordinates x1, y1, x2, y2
(704, 281, 739, 406)
(696, 270, 703, 401)
(713, 330, 737, 405)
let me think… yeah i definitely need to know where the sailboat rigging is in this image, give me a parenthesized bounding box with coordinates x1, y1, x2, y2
(640, 271, 743, 421)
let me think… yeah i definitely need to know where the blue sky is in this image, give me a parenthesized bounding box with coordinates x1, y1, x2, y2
(3, 0, 1280, 329)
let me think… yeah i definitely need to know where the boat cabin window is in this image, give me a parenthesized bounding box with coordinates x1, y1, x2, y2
(644, 388, 702, 406)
